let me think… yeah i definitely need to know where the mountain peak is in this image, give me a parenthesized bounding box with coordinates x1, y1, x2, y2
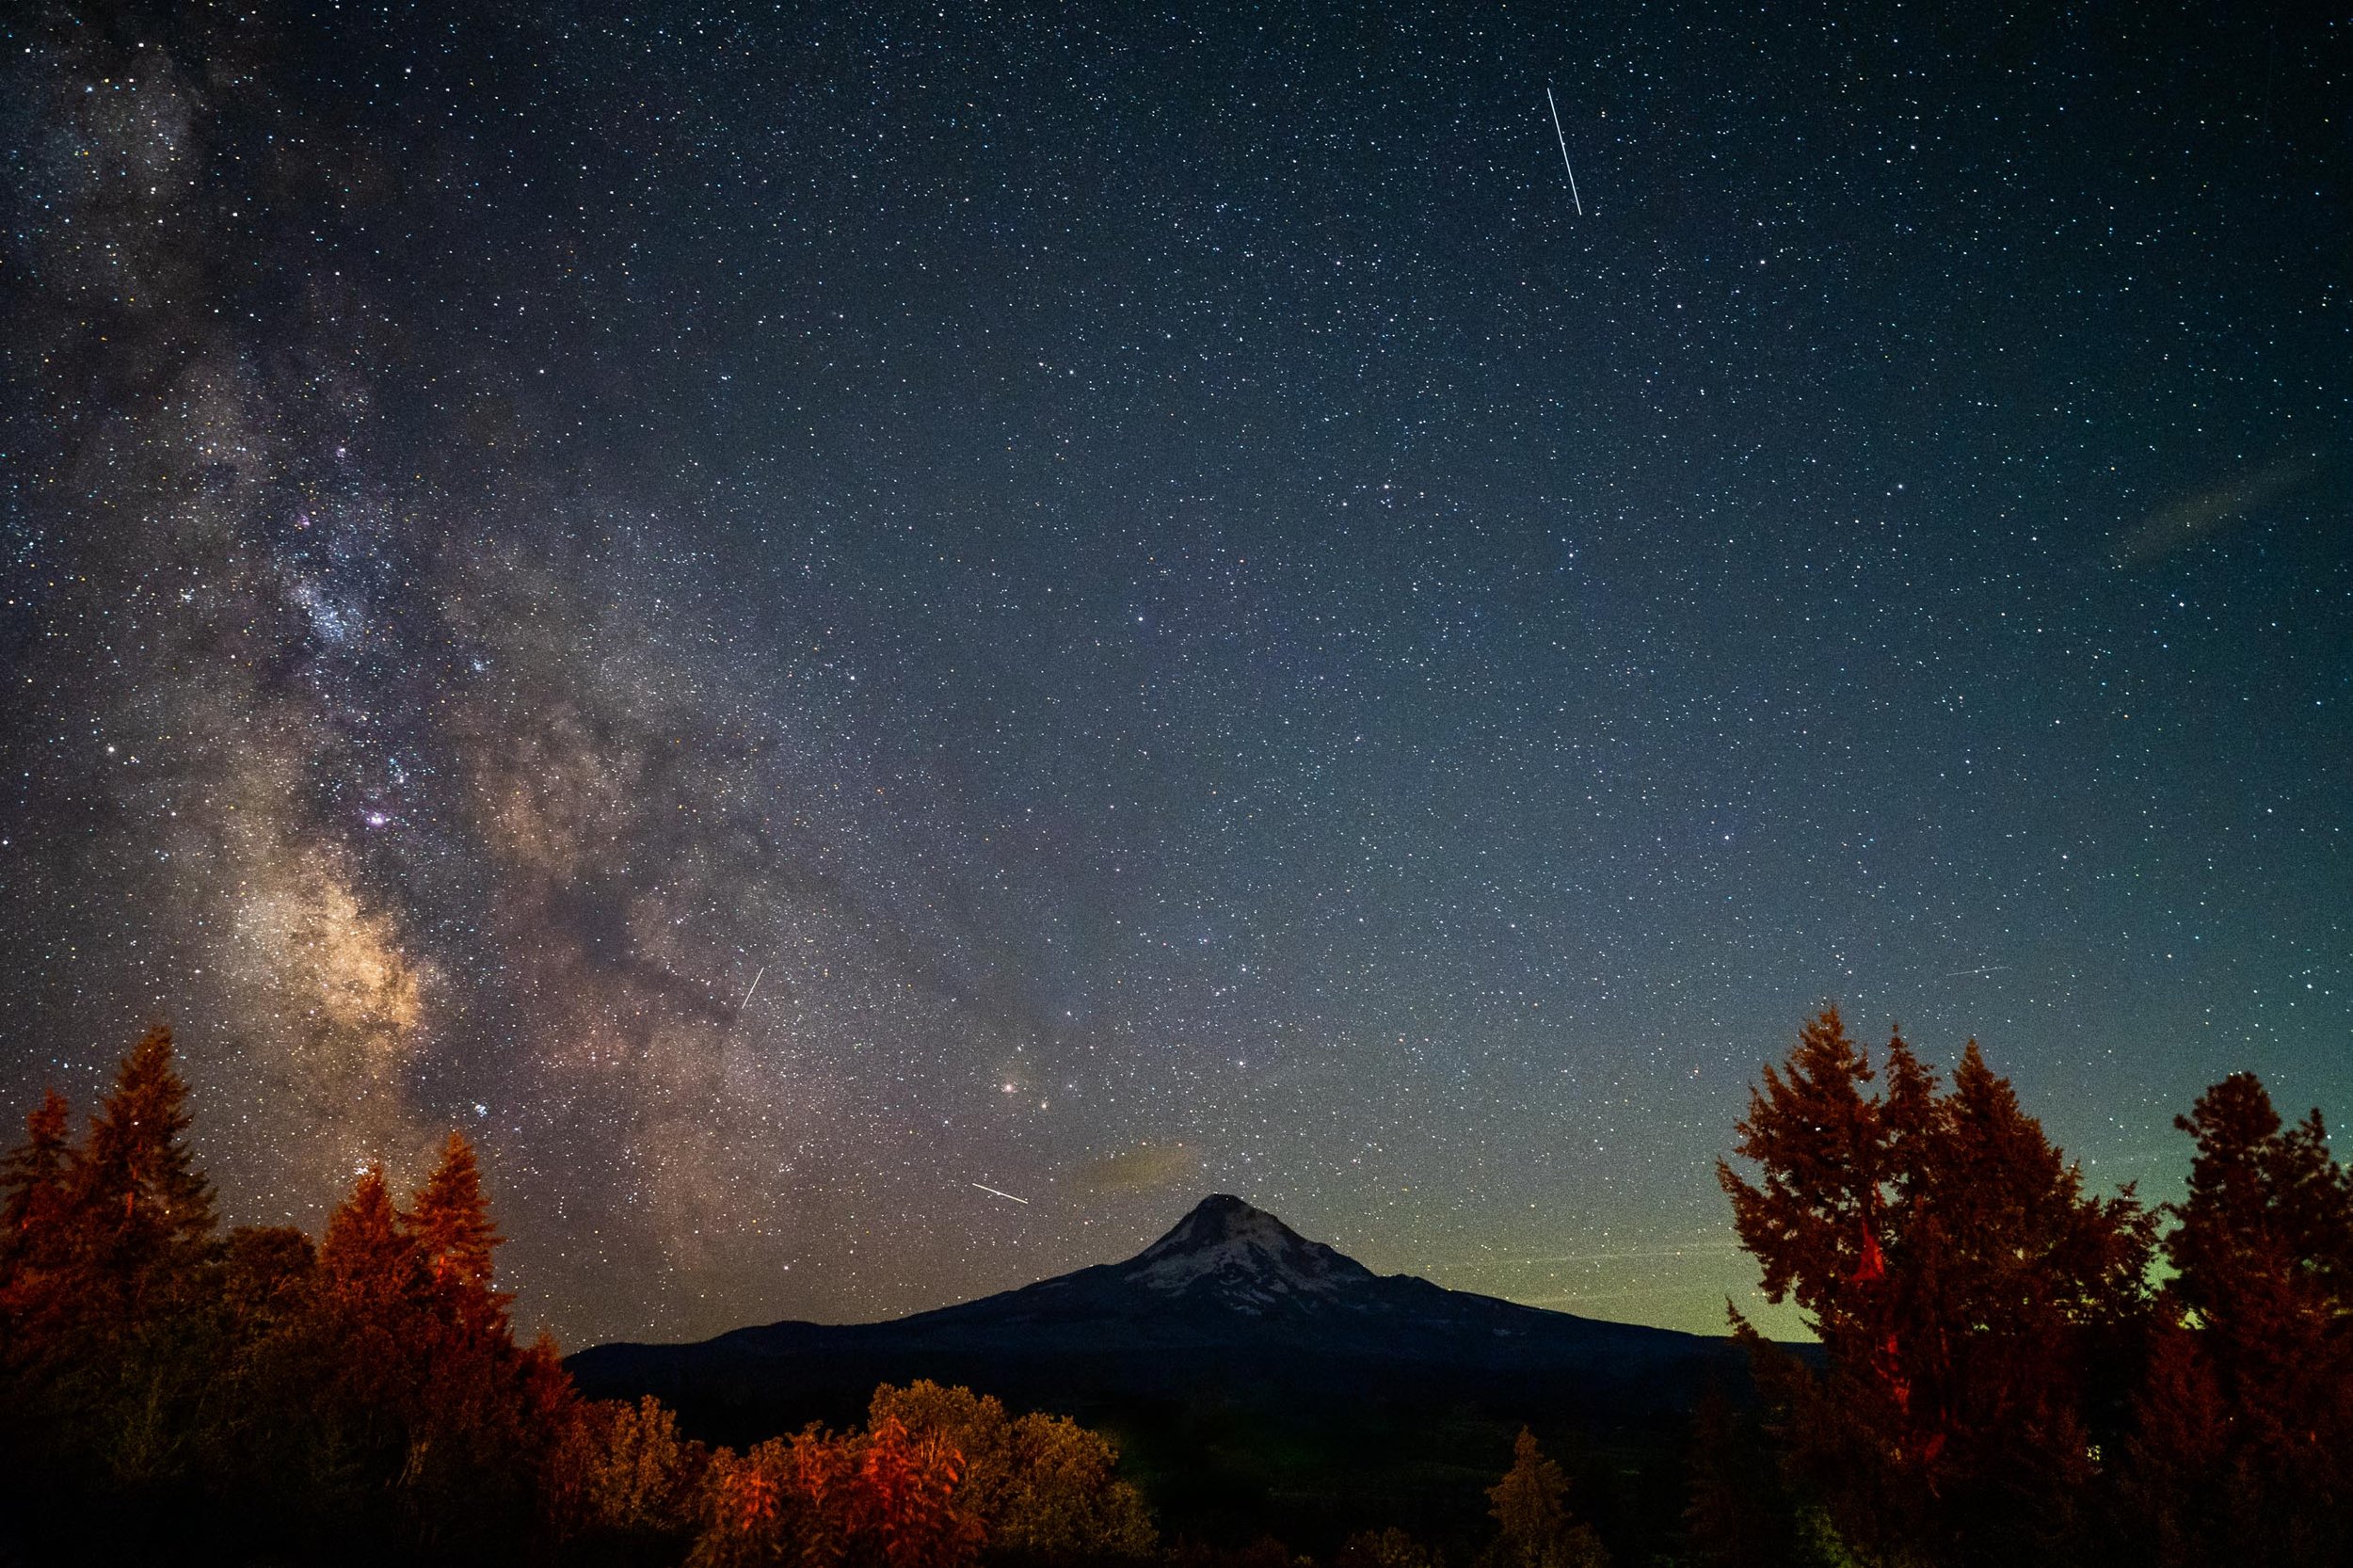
(1145, 1193, 1278, 1248)
(1117, 1193, 1377, 1308)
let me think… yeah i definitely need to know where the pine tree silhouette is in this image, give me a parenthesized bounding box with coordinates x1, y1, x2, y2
(1720, 1010, 2155, 1565)
(1484, 1428, 1607, 1568)
(0, 1087, 72, 1261)
(404, 1129, 510, 1336)
(73, 1024, 216, 1285)
(321, 1166, 426, 1303)
(2120, 1073, 2353, 1566)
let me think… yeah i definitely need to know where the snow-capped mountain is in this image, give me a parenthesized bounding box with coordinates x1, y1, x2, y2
(568, 1194, 1739, 1427)
(1120, 1194, 1372, 1303)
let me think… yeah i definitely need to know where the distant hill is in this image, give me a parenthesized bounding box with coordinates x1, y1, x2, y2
(569, 1196, 1753, 1550)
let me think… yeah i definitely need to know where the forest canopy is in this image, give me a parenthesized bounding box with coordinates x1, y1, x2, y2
(3, 1016, 2347, 1568)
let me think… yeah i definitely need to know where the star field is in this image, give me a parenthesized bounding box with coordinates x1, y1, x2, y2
(1, 2, 2345, 1346)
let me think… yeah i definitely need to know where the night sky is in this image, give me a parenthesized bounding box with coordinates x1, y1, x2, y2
(3, 3, 2345, 1348)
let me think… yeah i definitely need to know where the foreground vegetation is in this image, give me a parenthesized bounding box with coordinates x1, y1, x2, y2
(1707, 1010, 2352, 1568)
(2, 1016, 2347, 1567)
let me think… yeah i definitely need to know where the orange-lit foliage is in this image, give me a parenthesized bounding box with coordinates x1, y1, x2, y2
(856, 1416, 984, 1568)
(547, 1391, 712, 1543)
(0, 1026, 587, 1560)
(0, 1028, 1165, 1566)
(688, 1416, 983, 1568)
(1481, 1427, 1607, 1568)
(868, 1381, 1156, 1561)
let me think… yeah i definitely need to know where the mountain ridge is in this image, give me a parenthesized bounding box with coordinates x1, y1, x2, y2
(568, 1193, 1740, 1418)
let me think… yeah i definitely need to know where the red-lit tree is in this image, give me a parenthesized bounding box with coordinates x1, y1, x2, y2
(0, 1088, 75, 1324)
(405, 1130, 505, 1306)
(2120, 1073, 2353, 1567)
(0, 1087, 72, 1248)
(0, 1025, 598, 1560)
(0, 1029, 230, 1493)
(853, 1416, 985, 1568)
(0, 1086, 82, 1440)
(867, 1380, 1156, 1561)
(72, 1026, 217, 1275)
(1720, 1009, 2154, 1566)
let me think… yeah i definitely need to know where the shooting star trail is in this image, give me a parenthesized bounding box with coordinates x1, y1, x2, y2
(1945, 966, 2011, 979)
(1545, 88, 1583, 216)
(738, 965, 766, 1012)
(971, 1182, 1032, 1205)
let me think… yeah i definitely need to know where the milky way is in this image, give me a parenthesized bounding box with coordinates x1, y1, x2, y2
(2, 4, 2345, 1347)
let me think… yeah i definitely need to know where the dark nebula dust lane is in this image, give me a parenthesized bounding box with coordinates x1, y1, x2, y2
(2, 3, 2345, 1348)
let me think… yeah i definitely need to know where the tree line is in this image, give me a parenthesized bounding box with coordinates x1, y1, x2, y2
(3, 1015, 2347, 1567)
(0, 1026, 1160, 1564)
(1696, 1007, 2352, 1568)
(0, 1026, 1589, 1568)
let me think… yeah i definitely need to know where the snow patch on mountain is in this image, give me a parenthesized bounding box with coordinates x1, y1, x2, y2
(1117, 1194, 1376, 1304)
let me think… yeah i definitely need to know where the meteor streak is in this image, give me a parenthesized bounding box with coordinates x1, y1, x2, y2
(1545, 88, 1583, 216)
(971, 1182, 1031, 1205)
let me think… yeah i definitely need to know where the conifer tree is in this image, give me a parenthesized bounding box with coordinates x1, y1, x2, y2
(1720, 1010, 2154, 1566)
(73, 1025, 217, 1287)
(0, 1087, 73, 1256)
(0, 1088, 80, 1402)
(0, 1087, 73, 1289)
(404, 1129, 509, 1335)
(1484, 1428, 1608, 1568)
(2, 1031, 231, 1498)
(2119, 1073, 2353, 1567)
(320, 1166, 427, 1304)
(309, 1163, 436, 1478)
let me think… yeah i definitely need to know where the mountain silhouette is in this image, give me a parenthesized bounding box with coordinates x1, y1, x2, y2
(568, 1194, 1741, 1435)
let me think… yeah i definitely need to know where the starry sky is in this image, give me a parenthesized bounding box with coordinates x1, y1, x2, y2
(2, 2, 2345, 1347)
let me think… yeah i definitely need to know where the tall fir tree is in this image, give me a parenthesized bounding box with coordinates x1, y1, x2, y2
(404, 1130, 508, 1330)
(72, 1025, 217, 1285)
(0, 1088, 81, 1390)
(312, 1163, 436, 1447)
(319, 1166, 424, 1298)
(0, 1087, 73, 1267)
(2120, 1073, 2353, 1567)
(1721, 1010, 2154, 1567)
(1484, 1428, 1608, 1568)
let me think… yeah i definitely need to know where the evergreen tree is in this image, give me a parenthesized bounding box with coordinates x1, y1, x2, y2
(319, 1165, 428, 1307)
(1484, 1428, 1608, 1568)
(2118, 1074, 2353, 1567)
(405, 1129, 504, 1303)
(1, 1031, 229, 1501)
(0, 1088, 76, 1348)
(0, 1037, 598, 1561)
(72, 1025, 216, 1283)
(1720, 1010, 2154, 1566)
(0, 1087, 73, 1256)
(0, 1086, 83, 1485)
